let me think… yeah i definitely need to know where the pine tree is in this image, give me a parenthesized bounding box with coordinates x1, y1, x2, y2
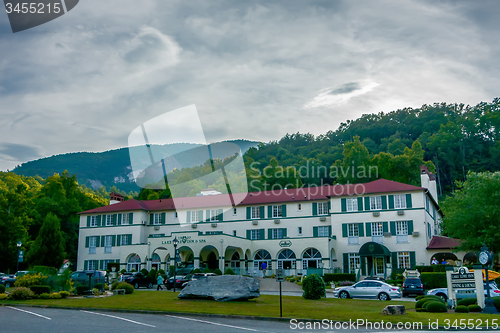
(26, 213, 65, 268)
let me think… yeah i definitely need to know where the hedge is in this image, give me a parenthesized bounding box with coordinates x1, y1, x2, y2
(0, 284, 5, 294)
(419, 272, 447, 289)
(30, 285, 51, 295)
(457, 297, 477, 307)
(425, 301, 448, 313)
(469, 304, 482, 312)
(76, 285, 89, 295)
(455, 305, 469, 313)
(323, 273, 356, 283)
(302, 274, 326, 300)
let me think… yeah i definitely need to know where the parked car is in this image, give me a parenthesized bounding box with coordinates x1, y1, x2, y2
(427, 281, 500, 302)
(70, 270, 107, 286)
(0, 274, 16, 288)
(181, 273, 217, 288)
(402, 277, 425, 297)
(121, 272, 153, 289)
(334, 280, 402, 301)
(164, 275, 191, 290)
(363, 276, 387, 282)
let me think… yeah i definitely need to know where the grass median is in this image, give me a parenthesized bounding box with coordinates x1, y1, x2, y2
(2, 291, 499, 325)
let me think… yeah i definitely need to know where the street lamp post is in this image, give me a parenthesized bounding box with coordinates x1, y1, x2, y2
(173, 237, 179, 292)
(16, 240, 22, 273)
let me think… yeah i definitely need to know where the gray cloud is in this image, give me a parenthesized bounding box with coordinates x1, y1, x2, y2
(329, 83, 361, 96)
(0, 143, 41, 161)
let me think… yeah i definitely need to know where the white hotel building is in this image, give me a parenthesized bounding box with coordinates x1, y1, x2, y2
(77, 166, 449, 279)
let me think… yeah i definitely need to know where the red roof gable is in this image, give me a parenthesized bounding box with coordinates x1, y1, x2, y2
(426, 236, 462, 250)
(80, 178, 425, 214)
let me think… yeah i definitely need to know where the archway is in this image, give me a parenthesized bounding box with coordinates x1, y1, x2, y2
(127, 253, 141, 272)
(277, 249, 296, 275)
(463, 252, 478, 265)
(302, 248, 322, 275)
(177, 246, 195, 273)
(430, 252, 458, 265)
(200, 245, 219, 270)
(254, 249, 272, 276)
(151, 253, 161, 271)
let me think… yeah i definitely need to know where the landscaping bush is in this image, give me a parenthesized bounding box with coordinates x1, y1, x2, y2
(140, 268, 149, 276)
(50, 292, 62, 299)
(14, 273, 47, 287)
(33, 266, 58, 276)
(455, 305, 470, 313)
(9, 287, 35, 300)
(419, 272, 447, 289)
(214, 269, 222, 275)
(224, 268, 235, 275)
(415, 308, 427, 312)
(76, 286, 89, 295)
(468, 304, 482, 312)
(59, 291, 71, 298)
(120, 269, 127, 274)
(416, 295, 445, 303)
(202, 268, 211, 273)
(323, 273, 356, 283)
(110, 281, 119, 291)
(107, 262, 120, 272)
(158, 268, 166, 275)
(425, 301, 448, 313)
(114, 281, 134, 294)
(494, 297, 500, 312)
(457, 297, 477, 307)
(39, 293, 50, 299)
(94, 283, 104, 291)
(192, 268, 202, 274)
(415, 265, 434, 273)
(302, 274, 326, 300)
(415, 296, 444, 310)
(92, 288, 100, 296)
(0, 284, 5, 294)
(147, 269, 157, 283)
(0, 293, 8, 300)
(30, 285, 51, 295)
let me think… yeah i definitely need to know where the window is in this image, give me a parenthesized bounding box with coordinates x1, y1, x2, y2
(270, 228, 284, 239)
(153, 213, 161, 225)
(105, 215, 113, 226)
(209, 209, 218, 222)
(425, 197, 430, 211)
(272, 205, 282, 218)
(88, 260, 97, 270)
(104, 235, 112, 253)
(233, 230, 237, 236)
(89, 236, 98, 254)
(121, 213, 129, 225)
(347, 223, 359, 244)
(297, 203, 302, 211)
(317, 226, 330, 237)
(90, 216, 98, 227)
(250, 207, 260, 219)
(348, 253, 360, 274)
(370, 196, 382, 210)
(191, 211, 199, 222)
(298, 227, 303, 235)
(398, 251, 410, 269)
(396, 221, 408, 243)
(427, 222, 432, 239)
(394, 194, 406, 209)
(121, 234, 130, 245)
(371, 222, 383, 243)
(317, 202, 328, 215)
(102, 259, 114, 270)
(233, 207, 237, 216)
(174, 212, 178, 219)
(250, 229, 261, 240)
(346, 198, 358, 212)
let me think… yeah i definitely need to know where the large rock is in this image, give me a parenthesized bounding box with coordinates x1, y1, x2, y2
(382, 305, 406, 315)
(178, 275, 260, 302)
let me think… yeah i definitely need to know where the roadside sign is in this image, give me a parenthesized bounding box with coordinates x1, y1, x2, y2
(276, 268, 285, 282)
(18, 250, 23, 263)
(452, 282, 476, 289)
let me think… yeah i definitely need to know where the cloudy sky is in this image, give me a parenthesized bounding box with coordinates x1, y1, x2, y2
(0, 0, 499, 171)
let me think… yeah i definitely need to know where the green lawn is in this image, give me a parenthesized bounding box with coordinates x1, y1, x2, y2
(3, 291, 500, 325)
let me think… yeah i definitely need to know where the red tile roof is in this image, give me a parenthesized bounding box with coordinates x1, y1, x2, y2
(80, 178, 425, 214)
(426, 236, 462, 250)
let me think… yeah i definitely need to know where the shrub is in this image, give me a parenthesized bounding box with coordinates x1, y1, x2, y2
(0, 293, 7, 300)
(455, 305, 470, 313)
(59, 291, 70, 298)
(140, 268, 149, 276)
(425, 301, 448, 313)
(302, 274, 326, 300)
(192, 268, 202, 274)
(94, 283, 104, 291)
(224, 268, 235, 275)
(415, 265, 434, 273)
(14, 273, 47, 288)
(416, 295, 444, 303)
(493, 297, 500, 312)
(9, 287, 35, 300)
(0, 284, 5, 294)
(110, 281, 119, 291)
(32, 266, 58, 276)
(50, 292, 62, 299)
(202, 268, 211, 273)
(147, 269, 157, 283)
(39, 293, 50, 299)
(214, 269, 222, 275)
(120, 269, 127, 274)
(468, 304, 482, 312)
(323, 273, 356, 283)
(419, 272, 447, 289)
(30, 285, 51, 295)
(416, 298, 434, 309)
(92, 288, 100, 296)
(114, 282, 134, 294)
(457, 297, 477, 307)
(76, 285, 89, 295)
(416, 308, 427, 312)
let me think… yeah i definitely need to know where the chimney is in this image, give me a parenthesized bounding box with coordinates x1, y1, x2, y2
(420, 165, 438, 203)
(110, 192, 125, 205)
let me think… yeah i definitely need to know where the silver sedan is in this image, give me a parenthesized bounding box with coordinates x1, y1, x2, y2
(334, 280, 402, 301)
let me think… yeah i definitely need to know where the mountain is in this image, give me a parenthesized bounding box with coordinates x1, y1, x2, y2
(12, 140, 260, 193)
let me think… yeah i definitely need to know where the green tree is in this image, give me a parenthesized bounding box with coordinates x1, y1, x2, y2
(26, 213, 66, 269)
(441, 171, 500, 253)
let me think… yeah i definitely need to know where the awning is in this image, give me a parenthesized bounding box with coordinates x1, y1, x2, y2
(359, 242, 391, 257)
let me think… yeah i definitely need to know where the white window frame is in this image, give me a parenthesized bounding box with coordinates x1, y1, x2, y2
(270, 228, 284, 240)
(90, 216, 98, 227)
(89, 236, 97, 254)
(371, 222, 384, 244)
(105, 214, 113, 226)
(102, 259, 113, 270)
(121, 234, 130, 246)
(121, 213, 129, 225)
(209, 209, 218, 222)
(250, 229, 260, 240)
(317, 202, 328, 215)
(394, 194, 406, 209)
(370, 196, 382, 210)
(104, 235, 112, 253)
(348, 253, 360, 274)
(88, 260, 97, 270)
(346, 198, 358, 212)
(298, 227, 303, 236)
(347, 223, 359, 245)
(272, 205, 282, 218)
(250, 207, 260, 219)
(153, 213, 161, 225)
(396, 221, 408, 243)
(398, 251, 410, 269)
(317, 226, 330, 237)
(297, 203, 302, 211)
(191, 211, 199, 222)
